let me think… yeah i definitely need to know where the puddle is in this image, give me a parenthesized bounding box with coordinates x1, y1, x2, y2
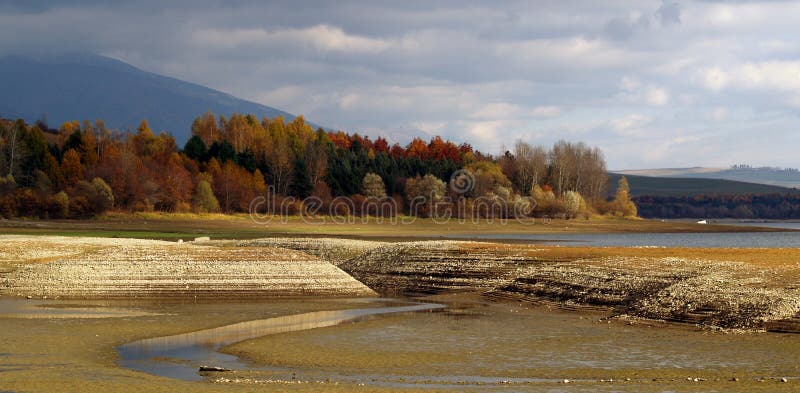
(117, 302, 443, 381)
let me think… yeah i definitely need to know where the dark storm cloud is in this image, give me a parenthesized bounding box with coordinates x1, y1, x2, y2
(1, 0, 800, 168)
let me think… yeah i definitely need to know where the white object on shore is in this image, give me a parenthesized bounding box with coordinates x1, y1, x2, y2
(194, 236, 211, 242)
(177, 239, 183, 244)
(697, 220, 707, 224)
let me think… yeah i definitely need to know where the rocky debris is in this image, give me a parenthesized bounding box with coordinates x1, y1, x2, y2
(496, 256, 800, 329)
(339, 241, 532, 295)
(333, 239, 800, 330)
(0, 236, 375, 299)
(235, 237, 385, 265)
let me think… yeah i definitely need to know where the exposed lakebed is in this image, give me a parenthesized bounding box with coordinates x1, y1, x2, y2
(2, 297, 800, 391)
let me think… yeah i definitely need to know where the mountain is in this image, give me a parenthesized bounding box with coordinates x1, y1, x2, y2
(607, 173, 798, 197)
(0, 53, 313, 145)
(614, 166, 800, 189)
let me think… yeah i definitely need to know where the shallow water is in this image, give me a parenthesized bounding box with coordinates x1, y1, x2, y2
(117, 301, 444, 381)
(0, 299, 154, 319)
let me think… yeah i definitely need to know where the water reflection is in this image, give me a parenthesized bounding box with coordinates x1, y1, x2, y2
(0, 299, 154, 319)
(118, 302, 443, 381)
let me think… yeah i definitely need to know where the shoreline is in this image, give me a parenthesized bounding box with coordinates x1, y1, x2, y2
(3, 233, 800, 332)
(0, 215, 791, 244)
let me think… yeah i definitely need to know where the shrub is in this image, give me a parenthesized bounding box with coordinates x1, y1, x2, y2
(47, 191, 70, 219)
(563, 191, 587, 219)
(68, 195, 92, 218)
(91, 177, 115, 212)
(15, 188, 42, 218)
(193, 180, 220, 213)
(362, 173, 387, 200)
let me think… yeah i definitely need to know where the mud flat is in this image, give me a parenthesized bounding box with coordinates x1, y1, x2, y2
(0, 235, 375, 299)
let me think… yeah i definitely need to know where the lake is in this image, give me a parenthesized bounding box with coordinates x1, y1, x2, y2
(445, 223, 800, 248)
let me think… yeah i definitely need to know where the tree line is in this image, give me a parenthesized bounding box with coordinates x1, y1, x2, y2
(634, 193, 800, 219)
(0, 113, 634, 219)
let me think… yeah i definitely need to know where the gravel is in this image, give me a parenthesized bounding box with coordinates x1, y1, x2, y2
(0, 236, 375, 299)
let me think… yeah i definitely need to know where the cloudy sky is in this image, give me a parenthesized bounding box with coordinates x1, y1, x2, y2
(2, 0, 800, 169)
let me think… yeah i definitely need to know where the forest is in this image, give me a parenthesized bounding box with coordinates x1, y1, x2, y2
(0, 113, 634, 219)
(634, 194, 800, 219)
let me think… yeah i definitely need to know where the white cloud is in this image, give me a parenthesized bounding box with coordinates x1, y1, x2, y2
(699, 67, 729, 91)
(737, 61, 800, 92)
(645, 86, 669, 106)
(709, 106, 729, 122)
(617, 77, 669, 106)
(609, 114, 652, 137)
(531, 106, 561, 118)
(6, 1, 800, 167)
(193, 25, 390, 53)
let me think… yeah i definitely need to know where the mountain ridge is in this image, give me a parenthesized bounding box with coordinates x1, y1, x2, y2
(613, 166, 800, 189)
(0, 53, 319, 144)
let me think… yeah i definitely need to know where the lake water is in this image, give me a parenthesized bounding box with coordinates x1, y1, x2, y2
(445, 222, 800, 248)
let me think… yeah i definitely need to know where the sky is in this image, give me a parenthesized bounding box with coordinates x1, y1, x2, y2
(1, 0, 799, 170)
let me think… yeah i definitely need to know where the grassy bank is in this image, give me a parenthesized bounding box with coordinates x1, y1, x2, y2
(0, 212, 784, 241)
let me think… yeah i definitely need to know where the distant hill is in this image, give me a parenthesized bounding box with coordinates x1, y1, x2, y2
(607, 173, 798, 197)
(0, 53, 316, 145)
(615, 166, 800, 189)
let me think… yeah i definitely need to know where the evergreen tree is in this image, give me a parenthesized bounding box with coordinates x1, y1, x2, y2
(183, 135, 208, 161)
(290, 157, 313, 198)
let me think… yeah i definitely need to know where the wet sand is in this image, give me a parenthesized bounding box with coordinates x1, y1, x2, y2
(222, 295, 800, 391)
(0, 299, 402, 393)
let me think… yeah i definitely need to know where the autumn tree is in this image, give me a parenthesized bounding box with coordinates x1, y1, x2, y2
(612, 176, 637, 217)
(405, 174, 446, 217)
(191, 111, 221, 147)
(61, 149, 84, 185)
(132, 120, 156, 156)
(362, 172, 387, 199)
(512, 141, 547, 195)
(464, 161, 512, 198)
